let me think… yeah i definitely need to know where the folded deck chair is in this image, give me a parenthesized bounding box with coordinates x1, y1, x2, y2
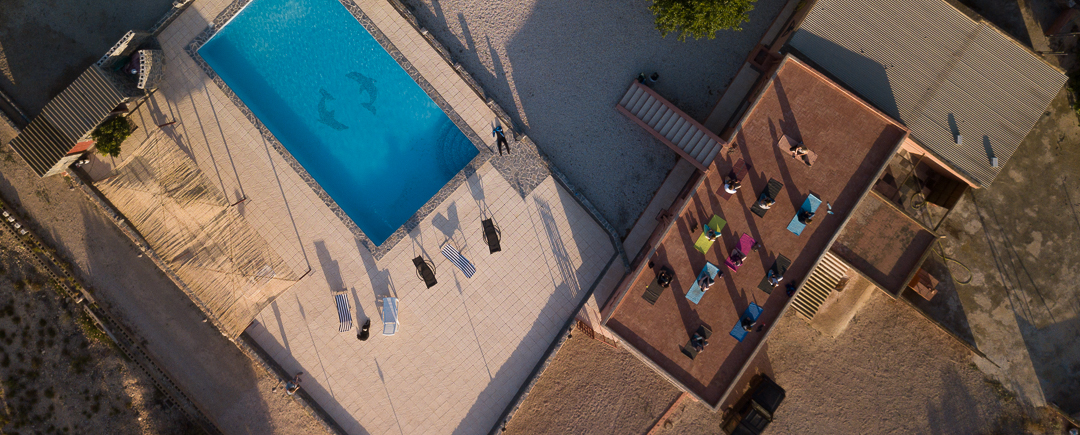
(441, 243, 476, 278)
(333, 290, 353, 332)
(681, 325, 713, 359)
(729, 302, 764, 342)
(750, 179, 784, 218)
(413, 256, 437, 288)
(757, 255, 791, 295)
(686, 262, 720, 304)
(725, 233, 756, 271)
(718, 158, 751, 200)
(694, 215, 727, 254)
(482, 219, 501, 254)
(787, 194, 822, 236)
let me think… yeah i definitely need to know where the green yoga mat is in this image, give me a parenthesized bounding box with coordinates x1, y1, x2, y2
(694, 215, 727, 254)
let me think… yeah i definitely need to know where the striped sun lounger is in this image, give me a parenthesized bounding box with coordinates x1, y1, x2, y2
(334, 291, 353, 332)
(441, 243, 476, 278)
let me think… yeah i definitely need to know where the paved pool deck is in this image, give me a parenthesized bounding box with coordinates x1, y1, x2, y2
(85, 0, 617, 433)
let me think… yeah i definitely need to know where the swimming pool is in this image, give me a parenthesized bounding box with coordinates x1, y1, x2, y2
(199, 0, 478, 245)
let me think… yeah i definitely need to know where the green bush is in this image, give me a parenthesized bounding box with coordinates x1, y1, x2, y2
(91, 117, 133, 158)
(650, 0, 757, 41)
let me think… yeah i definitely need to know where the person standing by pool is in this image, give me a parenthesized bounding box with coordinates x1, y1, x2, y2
(493, 125, 510, 155)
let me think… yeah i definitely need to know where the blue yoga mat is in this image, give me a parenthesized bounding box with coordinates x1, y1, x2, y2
(787, 194, 822, 236)
(685, 262, 720, 304)
(729, 302, 765, 342)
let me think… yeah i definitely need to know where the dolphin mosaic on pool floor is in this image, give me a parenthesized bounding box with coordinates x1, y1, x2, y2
(184, 0, 550, 260)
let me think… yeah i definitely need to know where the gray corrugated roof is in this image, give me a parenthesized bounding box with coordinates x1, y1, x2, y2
(10, 66, 127, 177)
(788, 0, 1067, 187)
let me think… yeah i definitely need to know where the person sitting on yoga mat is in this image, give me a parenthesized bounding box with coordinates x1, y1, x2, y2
(767, 269, 784, 287)
(724, 177, 742, 194)
(798, 210, 815, 224)
(730, 250, 745, 267)
(741, 316, 755, 332)
(706, 227, 720, 241)
(691, 332, 709, 352)
(657, 268, 673, 288)
(755, 194, 776, 210)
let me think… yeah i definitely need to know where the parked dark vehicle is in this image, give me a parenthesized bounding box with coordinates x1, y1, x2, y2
(722, 374, 786, 435)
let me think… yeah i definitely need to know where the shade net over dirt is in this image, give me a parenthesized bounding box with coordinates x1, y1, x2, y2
(95, 134, 299, 337)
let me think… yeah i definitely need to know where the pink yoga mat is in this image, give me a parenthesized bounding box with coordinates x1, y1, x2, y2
(725, 233, 756, 271)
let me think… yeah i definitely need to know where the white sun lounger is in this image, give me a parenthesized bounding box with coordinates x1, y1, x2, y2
(382, 297, 398, 336)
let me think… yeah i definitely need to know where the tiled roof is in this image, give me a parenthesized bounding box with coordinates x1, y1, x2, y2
(788, 0, 1067, 187)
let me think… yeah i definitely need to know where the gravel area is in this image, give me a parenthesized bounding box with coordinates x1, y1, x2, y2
(401, 0, 787, 234)
(0, 230, 193, 434)
(651, 291, 1064, 434)
(503, 331, 681, 434)
(513, 291, 1069, 434)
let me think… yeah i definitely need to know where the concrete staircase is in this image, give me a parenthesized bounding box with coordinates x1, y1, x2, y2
(791, 252, 849, 320)
(617, 82, 725, 170)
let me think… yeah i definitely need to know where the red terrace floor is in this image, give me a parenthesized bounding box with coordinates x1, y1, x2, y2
(605, 57, 908, 406)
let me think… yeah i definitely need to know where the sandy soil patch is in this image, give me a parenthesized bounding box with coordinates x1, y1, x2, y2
(504, 332, 681, 435)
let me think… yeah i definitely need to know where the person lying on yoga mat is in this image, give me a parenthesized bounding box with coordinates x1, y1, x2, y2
(790, 144, 809, 157)
(767, 269, 784, 287)
(724, 177, 742, 194)
(691, 332, 709, 352)
(755, 195, 776, 210)
(698, 273, 716, 290)
(798, 210, 815, 224)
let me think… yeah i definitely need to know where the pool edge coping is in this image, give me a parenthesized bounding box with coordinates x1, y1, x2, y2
(184, 0, 494, 261)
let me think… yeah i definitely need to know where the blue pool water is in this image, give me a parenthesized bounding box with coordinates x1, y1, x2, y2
(200, 0, 478, 245)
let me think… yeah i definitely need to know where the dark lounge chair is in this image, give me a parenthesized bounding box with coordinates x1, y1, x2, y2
(482, 218, 501, 253)
(413, 256, 437, 288)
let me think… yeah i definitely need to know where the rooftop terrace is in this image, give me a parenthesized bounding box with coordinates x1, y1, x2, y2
(603, 56, 908, 407)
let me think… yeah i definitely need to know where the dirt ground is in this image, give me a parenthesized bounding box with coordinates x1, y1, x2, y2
(510, 290, 1071, 434)
(0, 230, 194, 434)
(503, 332, 682, 435)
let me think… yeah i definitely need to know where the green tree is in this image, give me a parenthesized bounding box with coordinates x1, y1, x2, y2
(91, 116, 132, 158)
(650, 0, 757, 41)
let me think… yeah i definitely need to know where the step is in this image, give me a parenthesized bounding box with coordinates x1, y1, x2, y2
(630, 93, 653, 115)
(657, 112, 680, 136)
(646, 106, 671, 128)
(680, 129, 704, 151)
(667, 120, 690, 144)
(619, 85, 643, 107)
(702, 143, 723, 166)
(639, 99, 662, 121)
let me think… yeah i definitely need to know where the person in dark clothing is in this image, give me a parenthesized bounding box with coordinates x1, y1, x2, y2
(741, 317, 755, 332)
(798, 210, 815, 224)
(493, 125, 510, 155)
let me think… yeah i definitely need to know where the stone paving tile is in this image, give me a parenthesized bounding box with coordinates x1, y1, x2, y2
(104, 1, 619, 434)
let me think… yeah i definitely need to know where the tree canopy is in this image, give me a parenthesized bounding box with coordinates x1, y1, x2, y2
(91, 116, 132, 158)
(650, 0, 757, 41)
